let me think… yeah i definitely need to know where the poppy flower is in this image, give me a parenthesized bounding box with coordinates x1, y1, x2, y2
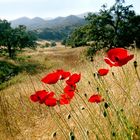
(104, 48, 134, 67)
(64, 85, 76, 93)
(66, 73, 81, 86)
(88, 94, 104, 103)
(30, 90, 49, 103)
(59, 94, 71, 105)
(98, 69, 109, 76)
(36, 90, 49, 103)
(41, 72, 60, 84)
(30, 69, 80, 107)
(30, 94, 39, 102)
(56, 69, 71, 80)
(30, 90, 56, 105)
(45, 98, 57, 106)
(46, 91, 55, 98)
(66, 91, 75, 99)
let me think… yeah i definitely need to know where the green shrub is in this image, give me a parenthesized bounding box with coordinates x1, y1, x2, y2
(50, 41, 56, 47)
(86, 41, 104, 58)
(0, 61, 20, 84)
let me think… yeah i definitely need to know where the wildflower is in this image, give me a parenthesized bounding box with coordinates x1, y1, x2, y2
(30, 69, 80, 107)
(30, 94, 39, 102)
(64, 85, 76, 92)
(30, 90, 49, 103)
(98, 68, 109, 76)
(104, 48, 134, 67)
(59, 94, 71, 105)
(30, 90, 57, 107)
(45, 97, 57, 106)
(56, 69, 71, 80)
(88, 94, 104, 103)
(41, 72, 60, 84)
(66, 73, 81, 86)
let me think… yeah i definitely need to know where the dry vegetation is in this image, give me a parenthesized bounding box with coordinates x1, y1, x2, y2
(0, 44, 140, 140)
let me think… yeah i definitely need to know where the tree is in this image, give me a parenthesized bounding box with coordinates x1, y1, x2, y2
(67, 1, 140, 49)
(66, 25, 88, 47)
(0, 20, 37, 58)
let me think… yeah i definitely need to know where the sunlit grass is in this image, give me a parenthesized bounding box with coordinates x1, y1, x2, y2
(0, 46, 140, 140)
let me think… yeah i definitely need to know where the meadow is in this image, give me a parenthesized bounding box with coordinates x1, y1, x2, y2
(0, 42, 140, 140)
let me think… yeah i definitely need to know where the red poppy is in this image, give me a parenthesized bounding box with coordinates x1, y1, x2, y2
(98, 69, 109, 76)
(30, 94, 39, 102)
(88, 94, 104, 103)
(41, 72, 60, 84)
(59, 94, 71, 105)
(45, 98, 57, 106)
(36, 90, 49, 103)
(46, 91, 55, 98)
(56, 69, 71, 80)
(30, 69, 80, 107)
(66, 73, 81, 86)
(104, 48, 134, 67)
(30, 90, 49, 103)
(64, 85, 76, 93)
(30, 90, 56, 105)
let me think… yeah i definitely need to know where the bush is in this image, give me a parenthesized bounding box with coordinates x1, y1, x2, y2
(41, 42, 50, 48)
(0, 61, 20, 84)
(50, 41, 56, 47)
(86, 41, 104, 58)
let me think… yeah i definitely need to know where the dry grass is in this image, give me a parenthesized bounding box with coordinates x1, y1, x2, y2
(0, 44, 140, 140)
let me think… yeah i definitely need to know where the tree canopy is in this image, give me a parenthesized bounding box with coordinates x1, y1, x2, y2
(0, 20, 37, 58)
(66, 1, 140, 49)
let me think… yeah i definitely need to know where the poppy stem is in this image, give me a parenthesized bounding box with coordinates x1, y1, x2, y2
(49, 107, 68, 140)
(76, 92, 107, 140)
(134, 67, 140, 83)
(74, 95, 99, 137)
(52, 107, 71, 131)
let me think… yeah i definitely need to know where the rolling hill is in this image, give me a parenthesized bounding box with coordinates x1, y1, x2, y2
(10, 14, 87, 41)
(10, 15, 86, 30)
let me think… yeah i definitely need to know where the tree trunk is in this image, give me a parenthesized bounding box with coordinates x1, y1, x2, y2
(8, 45, 12, 58)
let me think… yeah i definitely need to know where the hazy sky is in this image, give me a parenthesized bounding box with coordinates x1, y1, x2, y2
(0, 0, 139, 20)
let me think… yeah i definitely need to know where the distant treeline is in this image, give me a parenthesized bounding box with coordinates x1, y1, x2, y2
(64, 0, 140, 50)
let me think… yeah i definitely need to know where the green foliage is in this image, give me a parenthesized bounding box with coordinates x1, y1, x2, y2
(67, 1, 140, 55)
(0, 61, 20, 84)
(50, 41, 56, 47)
(86, 41, 104, 57)
(0, 21, 37, 58)
(15, 56, 45, 75)
(0, 56, 45, 87)
(66, 26, 88, 47)
(41, 42, 50, 48)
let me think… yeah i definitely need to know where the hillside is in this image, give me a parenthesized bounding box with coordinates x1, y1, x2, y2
(10, 15, 86, 40)
(0, 45, 140, 140)
(10, 15, 86, 30)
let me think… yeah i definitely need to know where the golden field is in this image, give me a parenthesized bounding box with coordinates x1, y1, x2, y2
(0, 43, 140, 140)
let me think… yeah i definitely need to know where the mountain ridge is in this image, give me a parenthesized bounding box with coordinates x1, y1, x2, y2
(10, 13, 89, 41)
(10, 12, 89, 30)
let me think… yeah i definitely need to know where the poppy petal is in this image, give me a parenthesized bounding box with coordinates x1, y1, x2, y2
(66, 73, 81, 86)
(59, 96, 70, 105)
(41, 72, 60, 84)
(56, 69, 71, 80)
(45, 98, 57, 106)
(88, 94, 104, 103)
(30, 94, 39, 102)
(104, 58, 118, 67)
(105, 48, 134, 67)
(35, 90, 49, 103)
(98, 69, 109, 76)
